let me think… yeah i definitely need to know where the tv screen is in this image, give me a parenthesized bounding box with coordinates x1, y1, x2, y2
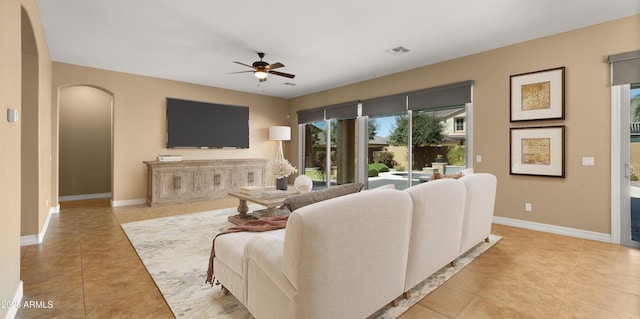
(166, 98, 249, 148)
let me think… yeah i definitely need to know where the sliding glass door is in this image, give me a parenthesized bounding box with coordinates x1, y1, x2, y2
(610, 50, 640, 247)
(365, 105, 468, 190)
(301, 118, 358, 189)
(298, 81, 474, 191)
(627, 84, 640, 247)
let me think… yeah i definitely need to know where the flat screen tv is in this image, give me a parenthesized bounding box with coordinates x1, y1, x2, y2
(166, 97, 249, 148)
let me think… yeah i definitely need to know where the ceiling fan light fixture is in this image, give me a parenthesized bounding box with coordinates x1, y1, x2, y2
(254, 70, 268, 79)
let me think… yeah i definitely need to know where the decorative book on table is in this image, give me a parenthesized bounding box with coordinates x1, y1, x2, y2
(240, 186, 264, 196)
(261, 190, 288, 199)
(157, 155, 182, 162)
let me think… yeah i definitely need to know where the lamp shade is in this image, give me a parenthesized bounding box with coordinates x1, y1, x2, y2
(269, 126, 291, 141)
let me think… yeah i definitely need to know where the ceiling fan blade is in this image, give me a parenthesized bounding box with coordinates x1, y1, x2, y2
(269, 70, 295, 79)
(233, 61, 255, 69)
(228, 70, 254, 74)
(266, 62, 284, 70)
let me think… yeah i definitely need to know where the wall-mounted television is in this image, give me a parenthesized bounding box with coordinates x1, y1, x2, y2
(166, 97, 249, 149)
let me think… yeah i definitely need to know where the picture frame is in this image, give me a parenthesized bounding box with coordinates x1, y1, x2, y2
(510, 126, 565, 177)
(510, 67, 565, 122)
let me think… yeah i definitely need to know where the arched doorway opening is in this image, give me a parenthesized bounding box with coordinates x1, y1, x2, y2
(58, 86, 113, 201)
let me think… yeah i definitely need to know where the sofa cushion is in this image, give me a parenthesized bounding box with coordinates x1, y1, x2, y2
(214, 229, 286, 276)
(282, 182, 364, 211)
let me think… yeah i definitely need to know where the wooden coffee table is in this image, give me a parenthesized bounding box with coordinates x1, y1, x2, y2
(227, 189, 298, 225)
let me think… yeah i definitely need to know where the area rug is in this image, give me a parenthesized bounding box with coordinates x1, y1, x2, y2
(121, 206, 501, 319)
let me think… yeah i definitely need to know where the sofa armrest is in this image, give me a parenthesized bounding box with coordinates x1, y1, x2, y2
(246, 235, 297, 298)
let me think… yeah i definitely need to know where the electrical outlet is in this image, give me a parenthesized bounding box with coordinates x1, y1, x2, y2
(525, 203, 532, 212)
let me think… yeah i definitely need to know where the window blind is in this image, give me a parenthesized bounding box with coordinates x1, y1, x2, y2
(361, 93, 407, 117)
(609, 50, 640, 86)
(325, 101, 359, 119)
(407, 81, 474, 110)
(297, 108, 324, 124)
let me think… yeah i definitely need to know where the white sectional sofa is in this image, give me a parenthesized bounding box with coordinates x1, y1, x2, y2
(403, 178, 466, 293)
(246, 189, 413, 319)
(459, 173, 498, 255)
(211, 174, 497, 319)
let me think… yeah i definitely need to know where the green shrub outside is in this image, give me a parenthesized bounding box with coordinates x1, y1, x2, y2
(632, 173, 638, 182)
(447, 146, 465, 166)
(394, 165, 406, 171)
(373, 151, 397, 168)
(369, 162, 390, 173)
(368, 168, 379, 177)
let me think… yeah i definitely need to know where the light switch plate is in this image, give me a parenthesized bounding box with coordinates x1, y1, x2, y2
(7, 108, 18, 122)
(582, 157, 595, 166)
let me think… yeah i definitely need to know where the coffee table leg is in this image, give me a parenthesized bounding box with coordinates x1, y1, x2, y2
(237, 199, 249, 218)
(266, 206, 276, 217)
(228, 199, 252, 225)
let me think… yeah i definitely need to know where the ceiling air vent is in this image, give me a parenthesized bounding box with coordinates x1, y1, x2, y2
(385, 46, 410, 56)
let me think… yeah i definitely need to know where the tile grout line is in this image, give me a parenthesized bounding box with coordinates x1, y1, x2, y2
(76, 206, 88, 319)
(453, 294, 479, 319)
(553, 240, 586, 318)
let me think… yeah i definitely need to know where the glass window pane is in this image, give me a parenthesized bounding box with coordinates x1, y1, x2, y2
(368, 113, 411, 190)
(330, 118, 358, 186)
(303, 121, 328, 189)
(630, 85, 640, 242)
(413, 106, 467, 182)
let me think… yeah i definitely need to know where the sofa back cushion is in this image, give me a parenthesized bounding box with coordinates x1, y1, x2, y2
(282, 189, 412, 319)
(282, 182, 364, 212)
(403, 178, 466, 291)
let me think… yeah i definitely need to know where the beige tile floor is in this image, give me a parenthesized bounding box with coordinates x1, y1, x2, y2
(17, 198, 640, 319)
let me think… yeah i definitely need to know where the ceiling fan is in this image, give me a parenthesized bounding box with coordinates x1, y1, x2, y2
(230, 52, 295, 82)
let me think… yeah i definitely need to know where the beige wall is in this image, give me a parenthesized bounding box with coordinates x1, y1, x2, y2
(290, 15, 640, 234)
(0, 1, 22, 315)
(52, 63, 291, 202)
(21, 23, 39, 237)
(0, 0, 53, 315)
(24, 0, 53, 238)
(59, 86, 112, 196)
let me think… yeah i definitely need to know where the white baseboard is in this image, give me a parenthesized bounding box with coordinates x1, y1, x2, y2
(3, 281, 23, 319)
(111, 198, 146, 207)
(493, 216, 611, 243)
(20, 206, 58, 246)
(58, 192, 111, 202)
(20, 235, 38, 247)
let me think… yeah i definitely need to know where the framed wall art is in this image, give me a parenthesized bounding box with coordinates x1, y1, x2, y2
(510, 67, 565, 122)
(510, 126, 565, 177)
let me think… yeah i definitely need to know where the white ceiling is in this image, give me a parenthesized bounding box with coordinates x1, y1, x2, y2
(37, 0, 639, 99)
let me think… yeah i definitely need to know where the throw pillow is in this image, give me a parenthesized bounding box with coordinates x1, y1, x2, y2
(431, 172, 463, 180)
(282, 182, 364, 211)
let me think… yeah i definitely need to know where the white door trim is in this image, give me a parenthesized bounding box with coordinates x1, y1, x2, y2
(610, 85, 624, 244)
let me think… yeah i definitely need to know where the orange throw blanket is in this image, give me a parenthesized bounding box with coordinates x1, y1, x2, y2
(206, 215, 289, 286)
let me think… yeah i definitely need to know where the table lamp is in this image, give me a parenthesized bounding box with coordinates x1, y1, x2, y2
(269, 126, 291, 162)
